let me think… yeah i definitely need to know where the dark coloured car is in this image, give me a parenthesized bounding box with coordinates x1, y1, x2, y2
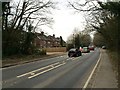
(81, 47, 90, 53)
(68, 48, 82, 57)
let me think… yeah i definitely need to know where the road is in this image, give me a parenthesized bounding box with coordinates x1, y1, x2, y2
(2, 48, 100, 88)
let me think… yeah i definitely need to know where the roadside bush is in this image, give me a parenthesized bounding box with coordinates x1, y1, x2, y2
(66, 43, 74, 51)
(34, 49, 46, 55)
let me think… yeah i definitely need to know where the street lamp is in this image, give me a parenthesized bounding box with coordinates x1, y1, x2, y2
(73, 34, 75, 48)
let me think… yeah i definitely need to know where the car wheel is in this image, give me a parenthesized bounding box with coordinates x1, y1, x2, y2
(70, 54, 73, 57)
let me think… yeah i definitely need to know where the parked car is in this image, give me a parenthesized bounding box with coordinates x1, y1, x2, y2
(89, 46, 95, 51)
(102, 46, 106, 49)
(68, 48, 82, 57)
(81, 47, 90, 53)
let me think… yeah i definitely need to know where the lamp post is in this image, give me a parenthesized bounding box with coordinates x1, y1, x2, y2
(73, 34, 75, 48)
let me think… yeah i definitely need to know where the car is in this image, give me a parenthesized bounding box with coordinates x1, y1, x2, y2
(68, 48, 82, 57)
(102, 46, 106, 49)
(81, 47, 90, 53)
(89, 46, 95, 50)
(79, 47, 83, 52)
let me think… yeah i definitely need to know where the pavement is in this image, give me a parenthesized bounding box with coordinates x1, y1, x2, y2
(88, 49, 118, 88)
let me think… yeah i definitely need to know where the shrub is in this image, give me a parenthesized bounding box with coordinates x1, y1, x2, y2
(34, 49, 46, 55)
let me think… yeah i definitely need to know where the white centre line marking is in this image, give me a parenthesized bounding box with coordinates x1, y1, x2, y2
(28, 62, 66, 79)
(66, 58, 70, 61)
(72, 57, 80, 61)
(17, 62, 60, 78)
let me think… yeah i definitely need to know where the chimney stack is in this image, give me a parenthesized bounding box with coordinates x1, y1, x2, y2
(41, 31, 44, 35)
(53, 34, 55, 37)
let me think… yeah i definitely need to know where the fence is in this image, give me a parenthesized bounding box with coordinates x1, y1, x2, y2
(44, 47, 66, 52)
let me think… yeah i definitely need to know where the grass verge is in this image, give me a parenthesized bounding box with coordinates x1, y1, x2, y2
(2, 53, 64, 68)
(107, 50, 119, 88)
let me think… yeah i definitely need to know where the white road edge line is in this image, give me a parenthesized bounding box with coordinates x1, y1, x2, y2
(82, 51, 101, 90)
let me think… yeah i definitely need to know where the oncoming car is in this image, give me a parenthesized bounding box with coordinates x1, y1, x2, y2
(68, 48, 82, 57)
(81, 47, 90, 53)
(89, 46, 95, 51)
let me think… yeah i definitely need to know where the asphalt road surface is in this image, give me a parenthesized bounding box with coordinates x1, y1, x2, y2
(2, 48, 100, 88)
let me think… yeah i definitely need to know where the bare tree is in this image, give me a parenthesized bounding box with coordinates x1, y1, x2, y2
(2, 0, 57, 56)
(9, 0, 56, 31)
(68, 0, 103, 31)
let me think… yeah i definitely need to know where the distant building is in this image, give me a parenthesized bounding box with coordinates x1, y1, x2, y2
(34, 31, 66, 48)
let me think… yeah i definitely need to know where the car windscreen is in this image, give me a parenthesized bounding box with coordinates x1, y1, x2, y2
(69, 49, 76, 51)
(83, 47, 88, 50)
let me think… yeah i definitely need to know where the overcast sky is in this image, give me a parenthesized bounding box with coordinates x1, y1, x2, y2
(40, 0, 86, 41)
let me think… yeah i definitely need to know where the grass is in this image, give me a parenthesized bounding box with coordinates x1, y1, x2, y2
(107, 50, 119, 88)
(2, 52, 66, 68)
(107, 51, 118, 71)
(2, 54, 53, 67)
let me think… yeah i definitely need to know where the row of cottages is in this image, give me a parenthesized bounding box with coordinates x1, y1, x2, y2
(34, 32, 64, 48)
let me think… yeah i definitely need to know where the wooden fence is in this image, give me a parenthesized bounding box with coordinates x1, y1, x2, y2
(44, 47, 66, 52)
